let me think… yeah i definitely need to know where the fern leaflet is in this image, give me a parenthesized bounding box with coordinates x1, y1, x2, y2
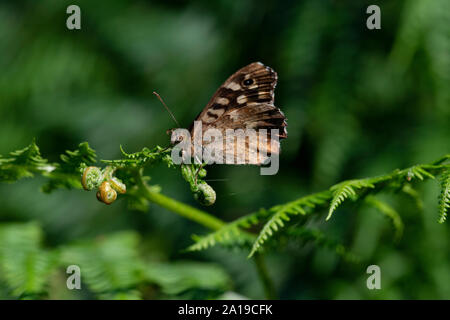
(186, 209, 268, 252)
(0, 139, 49, 182)
(438, 169, 450, 223)
(327, 179, 375, 221)
(248, 191, 330, 258)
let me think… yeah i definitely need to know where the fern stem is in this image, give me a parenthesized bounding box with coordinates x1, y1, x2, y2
(136, 174, 225, 231)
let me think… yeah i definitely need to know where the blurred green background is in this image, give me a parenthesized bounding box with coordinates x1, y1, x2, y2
(0, 0, 449, 299)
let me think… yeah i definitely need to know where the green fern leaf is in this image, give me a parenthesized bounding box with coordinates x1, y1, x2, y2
(248, 191, 330, 258)
(438, 170, 450, 223)
(186, 209, 267, 252)
(407, 165, 435, 181)
(41, 142, 97, 193)
(327, 179, 375, 221)
(102, 145, 173, 168)
(59, 142, 97, 172)
(0, 139, 49, 182)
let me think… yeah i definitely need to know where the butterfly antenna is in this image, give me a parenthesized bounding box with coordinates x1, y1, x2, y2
(153, 91, 180, 127)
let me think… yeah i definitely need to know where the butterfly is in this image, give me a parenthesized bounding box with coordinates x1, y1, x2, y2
(169, 62, 287, 166)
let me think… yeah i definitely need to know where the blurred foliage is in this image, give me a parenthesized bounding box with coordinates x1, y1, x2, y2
(0, 0, 449, 299)
(0, 223, 231, 299)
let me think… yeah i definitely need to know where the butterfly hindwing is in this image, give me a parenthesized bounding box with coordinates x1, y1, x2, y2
(218, 103, 287, 139)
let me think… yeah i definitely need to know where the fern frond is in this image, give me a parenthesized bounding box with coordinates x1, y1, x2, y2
(327, 179, 375, 221)
(102, 145, 173, 168)
(186, 209, 268, 252)
(365, 195, 404, 240)
(188, 230, 255, 252)
(0, 140, 95, 191)
(248, 191, 330, 258)
(245, 159, 445, 258)
(59, 142, 97, 172)
(0, 139, 49, 182)
(438, 170, 450, 223)
(42, 142, 97, 193)
(406, 165, 435, 181)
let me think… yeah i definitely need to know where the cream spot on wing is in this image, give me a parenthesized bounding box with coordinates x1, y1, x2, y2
(208, 109, 224, 116)
(202, 108, 225, 123)
(237, 95, 247, 104)
(215, 97, 229, 105)
(259, 91, 270, 99)
(226, 82, 241, 91)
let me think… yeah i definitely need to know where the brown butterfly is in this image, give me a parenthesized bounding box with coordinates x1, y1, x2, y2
(168, 62, 287, 165)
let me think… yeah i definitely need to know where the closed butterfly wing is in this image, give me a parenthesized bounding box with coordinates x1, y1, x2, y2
(189, 62, 287, 165)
